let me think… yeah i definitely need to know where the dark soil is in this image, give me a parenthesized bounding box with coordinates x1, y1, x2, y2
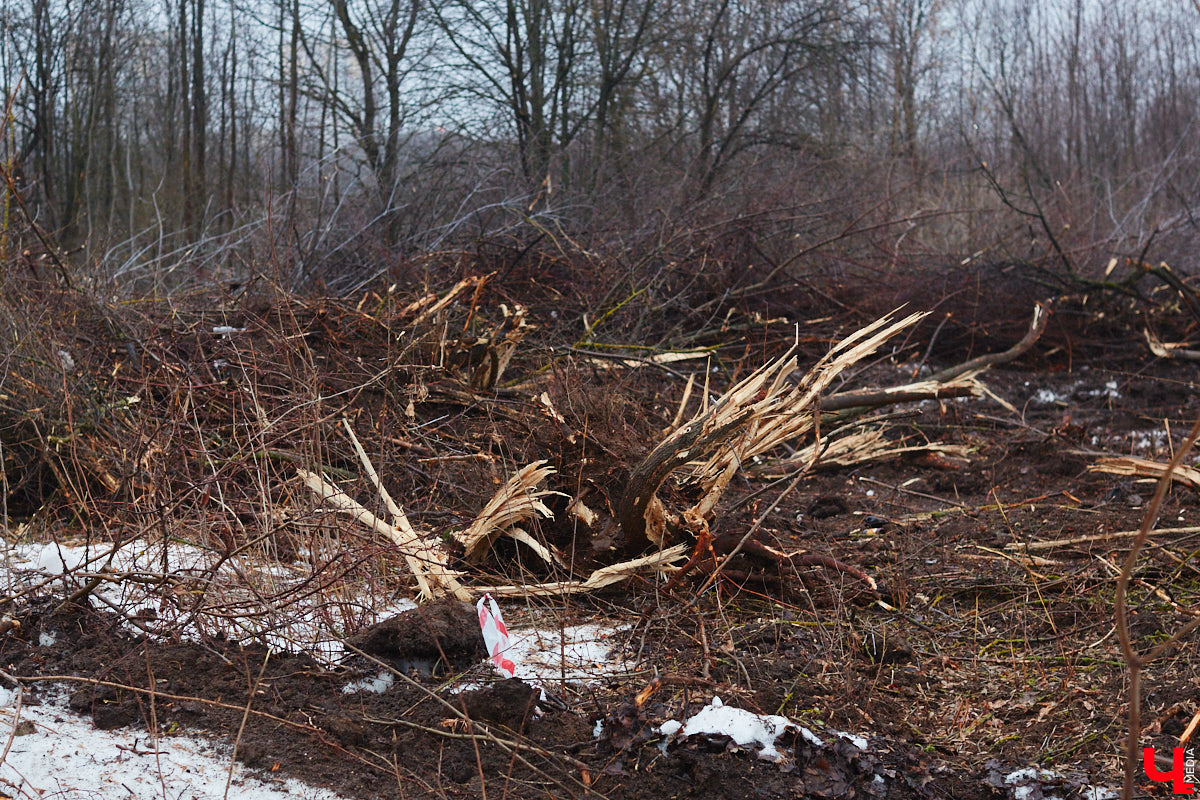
(346, 598, 487, 674)
(1, 271, 1197, 799)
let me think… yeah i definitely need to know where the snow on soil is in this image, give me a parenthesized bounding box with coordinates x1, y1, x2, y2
(657, 696, 822, 763)
(0, 686, 341, 800)
(341, 670, 396, 694)
(2, 537, 418, 662)
(653, 697, 871, 765)
(0, 537, 636, 796)
(0, 537, 1123, 798)
(3, 538, 636, 691)
(1002, 766, 1119, 800)
(1026, 378, 1121, 406)
(502, 621, 631, 684)
(422, 615, 635, 700)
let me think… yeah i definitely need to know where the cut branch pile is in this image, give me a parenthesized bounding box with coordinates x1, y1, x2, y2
(0, 263, 1051, 624)
(617, 304, 1053, 554)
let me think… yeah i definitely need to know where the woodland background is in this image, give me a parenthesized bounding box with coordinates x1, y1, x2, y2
(2, 0, 1197, 292)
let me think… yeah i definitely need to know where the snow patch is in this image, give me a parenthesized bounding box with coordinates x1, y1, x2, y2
(0, 686, 343, 799)
(836, 730, 868, 749)
(342, 671, 395, 695)
(657, 696, 826, 763)
(2, 537, 418, 663)
(1031, 379, 1120, 405)
(503, 622, 630, 684)
(455, 605, 634, 704)
(1001, 766, 1118, 800)
(467, 610, 633, 691)
(1125, 428, 1169, 454)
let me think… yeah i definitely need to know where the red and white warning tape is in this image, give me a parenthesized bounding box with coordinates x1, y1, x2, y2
(477, 594, 516, 678)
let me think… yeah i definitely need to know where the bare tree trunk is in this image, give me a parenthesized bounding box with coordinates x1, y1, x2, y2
(285, 0, 300, 205)
(179, 0, 193, 234)
(190, 0, 206, 238)
(31, 0, 59, 230)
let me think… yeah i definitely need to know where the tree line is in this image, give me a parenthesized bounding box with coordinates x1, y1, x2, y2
(1, 0, 1198, 291)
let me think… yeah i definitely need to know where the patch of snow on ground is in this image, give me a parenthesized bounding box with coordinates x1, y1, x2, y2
(1004, 766, 1048, 784)
(658, 696, 824, 762)
(1031, 379, 1120, 405)
(503, 622, 631, 684)
(1, 537, 417, 664)
(836, 730, 868, 749)
(457, 615, 635, 701)
(341, 670, 395, 694)
(1034, 388, 1067, 404)
(0, 686, 344, 799)
(1002, 766, 1118, 800)
(1125, 428, 1169, 454)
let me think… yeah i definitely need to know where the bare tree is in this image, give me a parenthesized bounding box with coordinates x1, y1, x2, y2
(430, 0, 591, 185)
(647, 0, 845, 193)
(3, 0, 1199, 285)
(301, 0, 422, 241)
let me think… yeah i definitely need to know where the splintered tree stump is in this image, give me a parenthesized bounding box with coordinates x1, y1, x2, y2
(618, 303, 1051, 555)
(618, 412, 750, 553)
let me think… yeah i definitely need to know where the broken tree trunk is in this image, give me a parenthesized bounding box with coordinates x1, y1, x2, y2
(618, 312, 929, 553)
(618, 303, 1050, 554)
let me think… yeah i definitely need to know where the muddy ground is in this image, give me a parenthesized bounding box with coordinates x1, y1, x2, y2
(1, 268, 1198, 799)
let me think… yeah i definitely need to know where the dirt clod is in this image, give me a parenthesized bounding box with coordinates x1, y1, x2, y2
(457, 677, 539, 730)
(345, 598, 485, 673)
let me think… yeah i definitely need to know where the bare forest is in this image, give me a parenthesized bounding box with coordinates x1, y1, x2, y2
(2, 0, 1200, 797)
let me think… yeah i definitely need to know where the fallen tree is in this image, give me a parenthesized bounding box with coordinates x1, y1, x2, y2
(617, 302, 1050, 555)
